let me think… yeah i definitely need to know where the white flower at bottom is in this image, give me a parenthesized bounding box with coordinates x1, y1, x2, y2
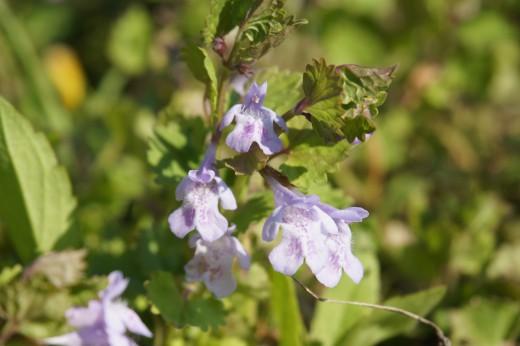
(185, 225, 251, 298)
(42, 271, 152, 346)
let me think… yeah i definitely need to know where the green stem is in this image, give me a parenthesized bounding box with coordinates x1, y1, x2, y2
(211, 66, 231, 145)
(0, 320, 18, 345)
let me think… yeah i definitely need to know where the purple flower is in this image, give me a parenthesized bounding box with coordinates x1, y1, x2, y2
(314, 207, 367, 287)
(263, 177, 367, 287)
(185, 225, 251, 298)
(352, 132, 374, 144)
(169, 143, 237, 242)
(262, 178, 338, 276)
(43, 271, 152, 346)
(220, 82, 288, 155)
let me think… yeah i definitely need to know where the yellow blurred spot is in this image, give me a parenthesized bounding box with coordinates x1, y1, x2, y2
(43, 44, 86, 111)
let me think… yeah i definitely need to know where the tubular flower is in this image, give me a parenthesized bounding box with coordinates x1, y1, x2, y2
(43, 271, 152, 346)
(314, 204, 368, 287)
(263, 177, 366, 287)
(169, 143, 237, 242)
(185, 225, 251, 298)
(220, 81, 288, 155)
(262, 178, 338, 276)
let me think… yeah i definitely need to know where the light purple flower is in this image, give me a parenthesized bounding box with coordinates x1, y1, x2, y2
(314, 208, 367, 287)
(169, 143, 237, 242)
(220, 82, 288, 155)
(43, 271, 152, 346)
(185, 225, 251, 298)
(263, 177, 367, 287)
(352, 132, 374, 144)
(262, 178, 338, 276)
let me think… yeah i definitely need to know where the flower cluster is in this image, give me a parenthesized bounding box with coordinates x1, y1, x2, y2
(169, 81, 367, 297)
(43, 271, 152, 346)
(263, 177, 367, 287)
(169, 143, 251, 297)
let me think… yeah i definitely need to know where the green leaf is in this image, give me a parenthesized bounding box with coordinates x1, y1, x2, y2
(343, 115, 377, 143)
(0, 97, 77, 263)
(107, 5, 153, 75)
(311, 250, 380, 346)
(181, 44, 219, 114)
(299, 59, 345, 141)
(147, 116, 207, 185)
(230, 192, 274, 232)
(228, 0, 306, 66)
(338, 64, 396, 106)
(302, 59, 343, 107)
(340, 286, 447, 346)
(299, 60, 395, 144)
(306, 97, 344, 128)
(202, 0, 228, 45)
(269, 270, 305, 346)
(280, 140, 349, 191)
(0, 0, 71, 135)
(281, 118, 350, 192)
(450, 298, 520, 346)
(338, 64, 396, 143)
(220, 143, 269, 175)
(146, 271, 226, 331)
(212, 0, 252, 43)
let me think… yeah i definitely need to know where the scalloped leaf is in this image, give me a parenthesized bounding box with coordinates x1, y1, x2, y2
(0, 97, 77, 263)
(338, 64, 396, 143)
(302, 59, 343, 107)
(228, 0, 306, 66)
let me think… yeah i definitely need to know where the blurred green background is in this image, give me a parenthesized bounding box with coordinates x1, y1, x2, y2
(0, 0, 519, 345)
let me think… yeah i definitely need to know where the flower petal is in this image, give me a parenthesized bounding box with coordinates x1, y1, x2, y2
(244, 81, 266, 110)
(331, 207, 369, 223)
(265, 108, 288, 132)
(268, 231, 304, 276)
(313, 206, 338, 235)
(301, 224, 328, 274)
(195, 207, 228, 242)
(99, 271, 129, 301)
(113, 303, 153, 338)
(262, 206, 283, 241)
(42, 332, 83, 346)
(220, 104, 241, 130)
(168, 205, 196, 238)
(65, 301, 102, 328)
(175, 176, 192, 201)
(189, 167, 215, 184)
(205, 268, 237, 298)
(231, 236, 251, 270)
(225, 121, 256, 153)
(214, 176, 237, 210)
(315, 254, 343, 288)
(344, 251, 364, 284)
(256, 119, 282, 155)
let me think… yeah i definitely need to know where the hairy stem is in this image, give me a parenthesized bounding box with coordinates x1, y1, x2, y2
(291, 276, 451, 346)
